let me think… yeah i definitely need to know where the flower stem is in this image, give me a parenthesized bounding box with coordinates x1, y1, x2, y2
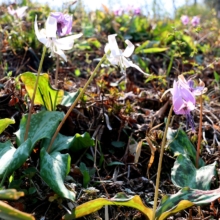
(196, 95, 203, 168)
(47, 54, 107, 153)
(151, 105, 173, 220)
(24, 46, 47, 141)
(55, 55, 59, 88)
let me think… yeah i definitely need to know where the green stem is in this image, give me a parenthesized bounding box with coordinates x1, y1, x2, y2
(24, 46, 47, 141)
(151, 105, 173, 220)
(47, 54, 107, 153)
(196, 95, 203, 168)
(55, 55, 59, 88)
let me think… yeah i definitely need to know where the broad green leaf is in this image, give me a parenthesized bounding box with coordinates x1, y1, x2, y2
(156, 186, 220, 219)
(158, 200, 194, 220)
(40, 148, 75, 201)
(61, 91, 79, 107)
(69, 133, 94, 152)
(0, 189, 24, 200)
(171, 155, 216, 190)
(79, 162, 90, 188)
(15, 111, 64, 147)
(0, 200, 35, 220)
(20, 72, 64, 111)
(0, 118, 15, 134)
(64, 194, 152, 220)
(167, 129, 205, 167)
(0, 139, 32, 178)
(41, 132, 94, 153)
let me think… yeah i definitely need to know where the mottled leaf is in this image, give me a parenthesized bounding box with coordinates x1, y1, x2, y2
(0, 189, 24, 200)
(40, 148, 75, 201)
(171, 155, 216, 190)
(61, 90, 79, 107)
(0, 139, 32, 178)
(64, 194, 152, 220)
(20, 72, 64, 111)
(15, 111, 64, 147)
(167, 129, 205, 167)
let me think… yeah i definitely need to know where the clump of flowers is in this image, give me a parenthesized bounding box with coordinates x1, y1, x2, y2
(34, 13, 82, 61)
(180, 15, 200, 27)
(113, 4, 141, 16)
(7, 5, 28, 19)
(164, 74, 206, 130)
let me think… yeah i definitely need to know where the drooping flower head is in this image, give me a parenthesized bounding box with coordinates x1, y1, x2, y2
(7, 5, 28, 19)
(181, 15, 189, 25)
(191, 16, 200, 27)
(50, 12, 72, 37)
(172, 80, 196, 130)
(104, 34, 148, 75)
(34, 15, 82, 61)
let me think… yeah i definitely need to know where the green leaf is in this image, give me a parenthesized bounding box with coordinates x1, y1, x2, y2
(0, 200, 35, 220)
(79, 162, 90, 188)
(61, 90, 79, 107)
(40, 148, 75, 201)
(0, 139, 32, 178)
(136, 47, 168, 54)
(0, 189, 24, 200)
(111, 141, 126, 148)
(41, 132, 94, 153)
(20, 72, 64, 111)
(15, 111, 64, 147)
(171, 155, 216, 190)
(64, 194, 152, 220)
(214, 71, 220, 82)
(0, 118, 15, 134)
(107, 162, 125, 166)
(69, 133, 94, 152)
(167, 129, 205, 167)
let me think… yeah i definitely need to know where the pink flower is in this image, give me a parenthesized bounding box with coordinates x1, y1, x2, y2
(50, 12, 72, 37)
(133, 7, 141, 16)
(181, 15, 189, 25)
(191, 16, 200, 27)
(172, 80, 196, 130)
(7, 5, 28, 19)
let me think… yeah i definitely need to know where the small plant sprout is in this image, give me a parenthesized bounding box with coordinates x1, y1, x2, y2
(34, 15, 82, 62)
(104, 34, 148, 76)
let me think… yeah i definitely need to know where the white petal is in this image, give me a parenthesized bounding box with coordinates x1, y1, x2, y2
(108, 34, 121, 56)
(34, 16, 48, 46)
(55, 33, 82, 50)
(16, 6, 28, 18)
(125, 58, 149, 75)
(54, 47, 67, 62)
(123, 39, 134, 57)
(45, 16, 57, 38)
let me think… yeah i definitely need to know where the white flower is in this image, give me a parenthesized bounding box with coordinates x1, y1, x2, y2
(34, 16, 82, 62)
(104, 34, 148, 75)
(8, 6, 28, 19)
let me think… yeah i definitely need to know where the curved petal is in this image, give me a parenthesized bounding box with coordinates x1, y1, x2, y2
(45, 16, 57, 38)
(34, 16, 48, 46)
(108, 34, 121, 56)
(55, 33, 82, 50)
(123, 40, 134, 57)
(124, 58, 148, 75)
(53, 45, 67, 62)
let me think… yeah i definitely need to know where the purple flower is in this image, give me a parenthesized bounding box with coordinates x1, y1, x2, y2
(172, 80, 196, 130)
(181, 15, 189, 25)
(178, 74, 206, 96)
(50, 12, 72, 37)
(191, 16, 200, 27)
(133, 7, 141, 16)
